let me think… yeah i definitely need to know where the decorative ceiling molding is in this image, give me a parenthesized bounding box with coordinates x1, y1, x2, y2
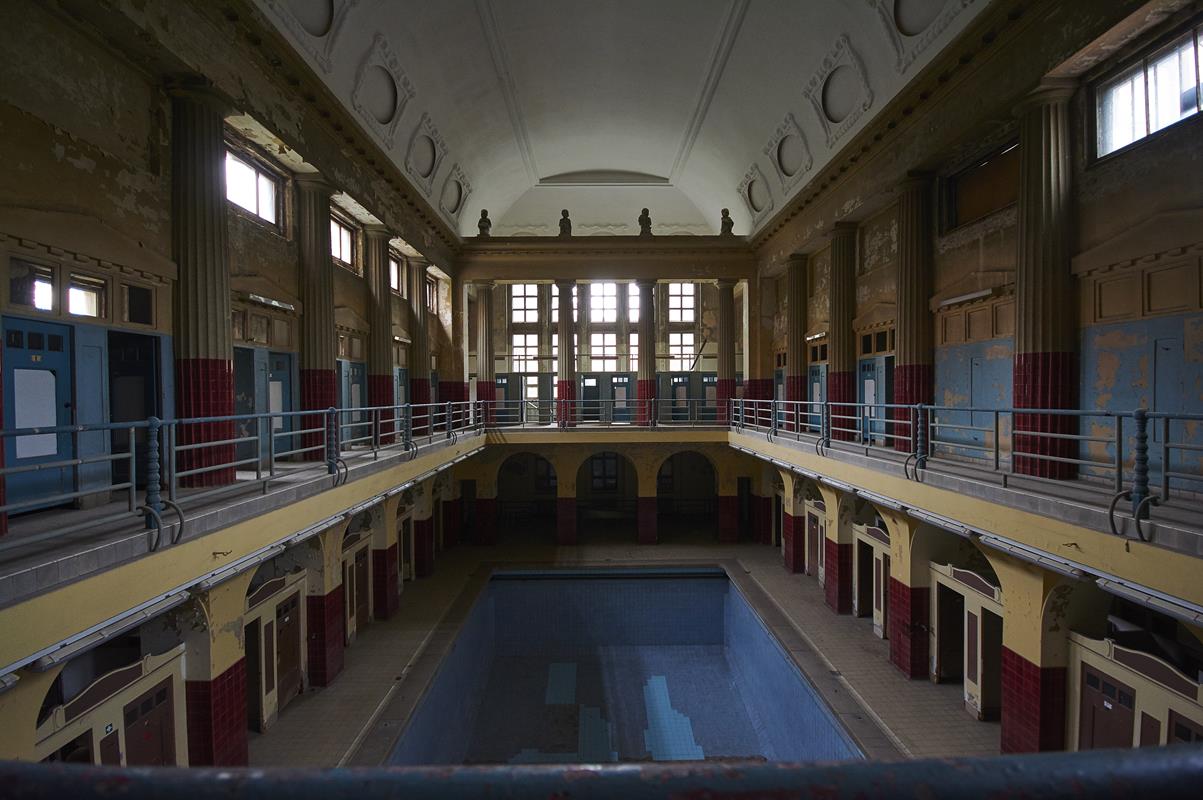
(668, 0, 750, 181)
(439, 164, 472, 221)
(804, 34, 874, 149)
(538, 170, 670, 186)
(868, 0, 976, 74)
(762, 113, 814, 193)
(261, 0, 359, 73)
(404, 112, 447, 196)
(738, 163, 773, 226)
(350, 34, 415, 149)
(475, 0, 539, 183)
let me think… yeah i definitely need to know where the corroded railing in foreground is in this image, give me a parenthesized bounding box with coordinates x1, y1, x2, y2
(3, 746, 1203, 798)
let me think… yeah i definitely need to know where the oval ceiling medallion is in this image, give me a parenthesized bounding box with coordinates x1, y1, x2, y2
(288, 0, 335, 37)
(412, 135, 437, 178)
(777, 134, 806, 179)
(441, 179, 464, 214)
(747, 177, 769, 214)
(362, 65, 398, 124)
(821, 65, 858, 124)
(893, 0, 945, 37)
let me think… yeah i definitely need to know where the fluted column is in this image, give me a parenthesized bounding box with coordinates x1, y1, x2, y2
(1014, 81, 1077, 479)
(538, 283, 554, 421)
(785, 254, 808, 431)
(364, 226, 394, 442)
(171, 85, 235, 486)
(716, 279, 737, 422)
(828, 223, 858, 441)
(475, 281, 496, 421)
(408, 258, 432, 434)
(556, 279, 577, 426)
(296, 175, 337, 457)
(894, 175, 934, 451)
(635, 279, 656, 425)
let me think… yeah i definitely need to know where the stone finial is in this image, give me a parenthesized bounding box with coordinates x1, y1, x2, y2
(638, 207, 652, 237)
(477, 209, 491, 237)
(559, 209, 572, 237)
(720, 208, 734, 236)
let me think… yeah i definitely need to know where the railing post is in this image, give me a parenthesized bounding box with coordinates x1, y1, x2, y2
(770, 400, 779, 437)
(403, 405, 414, 448)
(993, 410, 1001, 472)
(446, 402, 453, 438)
(822, 401, 832, 447)
(1132, 407, 1149, 520)
(1113, 415, 1124, 493)
(372, 408, 380, 454)
(325, 407, 339, 474)
(144, 417, 163, 529)
(915, 404, 928, 469)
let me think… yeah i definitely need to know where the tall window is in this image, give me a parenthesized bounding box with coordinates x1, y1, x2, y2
(629, 331, 639, 372)
(590, 333, 617, 371)
(668, 332, 695, 372)
(1097, 25, 1201, 157)
(551, 284, 577, 323)
(511, 333, 539, 372)
(330, 217, 354, 267)
(590, 282, 618, 323)
(9, 260, 55, 311)
(628, 285, 640, 323)
(225, 150, 278, 225)
(425, 276, 438, 312)
(511, 283, 539, 323)
(591, 453, 619, 491)
(668, 282, 695, 323)
(523, 375, 539, 401)
(389, 257, 403, 294)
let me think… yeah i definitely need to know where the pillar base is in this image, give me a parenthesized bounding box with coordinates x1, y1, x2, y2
(185, 659, 248, 766)
(414, 517, 435, 577)
(300, 368, 336, 462)
(828, 370, 855, 442)
(1001, 647, 1067, 753)
(745, 378, 773, 402)
(371, 545, 399, 620)
(556, 497, 577, 545)
(824, 539, 853, 614)
(637, 497, 657, 544)
(306, 586, 345, 687)
(556, 380, 577, 426)
(716, 378, 735, 422)
(782, 513, 804, 573)
(476, 381, 496, 424)
(368, 374, 394, 444)
(888, 578, 930, 679)
(718, 495, 739, 542)
(636, 379, 656, 425)
(1014, 352, 1078, 479)
(176, 358, 235, 485)
(438, 380, 465, 404)
(410, 377, 431, 436)
(892, 363, 933, 452)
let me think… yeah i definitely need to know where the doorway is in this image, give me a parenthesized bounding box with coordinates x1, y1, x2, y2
(244, 619, 262, 732)
(805, 512, 820, 577)
(856, 540, 874, 618)
(122, 677, 175, 766)
(981, 609, 1003, 719)
(936, 584, 965, 682)
(1078, 664, 1135, 749)
(275, 593, 302, 711)
(108, 331, 160, 487)
(355, 548, 370, 630)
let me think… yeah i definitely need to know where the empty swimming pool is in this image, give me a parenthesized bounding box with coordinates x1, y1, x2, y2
(389, 567, 863, 765)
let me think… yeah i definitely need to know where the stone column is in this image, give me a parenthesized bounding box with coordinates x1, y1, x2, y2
(716, 279, 737, 422)
(171, 85, 235, 486)
(439, 276, 467, 405)
(556, 279, 577, 426)
(296, 174, 337, 458)
(785, 254, 808, 431)
(828, 222, 858, 441)
(1014, 81, 1077, 479)
(408, 259, 432, 434)
(475, 281, 496, 421)
(743, 277, 774, 402)
(538, 283, 554, 421)
(894, 175, 934, 451)
(635, 279, 656, 425)
(365, 225, 395, 443)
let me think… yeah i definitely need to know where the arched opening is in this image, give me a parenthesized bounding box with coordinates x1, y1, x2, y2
(496, 452, 557, 543)
(656, 451, 717, 542)
(576, 451, 637, 540)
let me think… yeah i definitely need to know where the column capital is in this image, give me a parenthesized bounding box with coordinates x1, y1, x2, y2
(364, 224, 393, 242)
(554, 278, 576, 289)
(1013, 78, 1077, 117)
(785, 252, 809, 268)
(634, 278, 656, 290)
(715, 277, 737, 290)
(898, 171, 934, 192)
(165, 77, 231, 114)
(473, 279, 495, 289)
(830, 220, 858, 240)
(294, 172, 336, 196)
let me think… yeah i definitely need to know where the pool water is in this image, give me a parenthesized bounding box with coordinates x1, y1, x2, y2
(389, 569, 862, 765)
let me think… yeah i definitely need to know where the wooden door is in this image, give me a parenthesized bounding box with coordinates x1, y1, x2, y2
(244, 619, 263, 732)
(355, 549, 370, 629)
(99, 730, 122, 765)
(1168, 710, 1203, 744)
(275, 593, 302, 710)
(1079, 664, 1135, 750)
(881, 553, 890, 638)
(122, 678, 175, 766)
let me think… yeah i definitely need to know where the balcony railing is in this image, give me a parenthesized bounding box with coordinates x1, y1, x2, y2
(1, 398, 1200, 553)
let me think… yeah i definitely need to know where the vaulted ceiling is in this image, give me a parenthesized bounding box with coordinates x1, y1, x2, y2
(256, 0, 986, 238)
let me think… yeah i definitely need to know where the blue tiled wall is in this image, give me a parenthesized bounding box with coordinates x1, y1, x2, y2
(932, 338, 1014, 456)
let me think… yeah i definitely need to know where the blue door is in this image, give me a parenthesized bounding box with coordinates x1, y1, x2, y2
(808, 364, 827, 433)
(267, 351, 293, 461)
(580, 375, 601, 422)
(612, 375, 632, 422)
(3, 317, 75, 511)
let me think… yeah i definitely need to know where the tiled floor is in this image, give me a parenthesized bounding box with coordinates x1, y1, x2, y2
(248, 538, 1000, 767)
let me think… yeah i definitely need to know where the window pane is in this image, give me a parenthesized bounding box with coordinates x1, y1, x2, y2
(389, 259, 400, 290)
(68, 286, 100, 317)
(225, 153, 258, 214)
(1148, 35, 1198, 133)
(330, 220, 341, 258)
(1098, 66, 1146, 156)
(629, 287, 640, 323)
(257, 174, 277, 223)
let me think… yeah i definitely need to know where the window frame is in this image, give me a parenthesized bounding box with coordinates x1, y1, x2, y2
(511, 283, 539, 324)
(511, 332, 539, 373)
(590, 331, 618, 372)
(388, 254, 405, 296)
(668, 282, 696, 324)
(668, 331, 695, 373)
(330, 213, 358, 273)
(590, 282, 618, 324)
(223, 144, 283, 229)
(1091, 18, 1203, 163)
(425, 275, 439, 314)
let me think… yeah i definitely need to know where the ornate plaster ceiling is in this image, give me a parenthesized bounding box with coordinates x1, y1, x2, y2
(257, 0, 984, 238)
